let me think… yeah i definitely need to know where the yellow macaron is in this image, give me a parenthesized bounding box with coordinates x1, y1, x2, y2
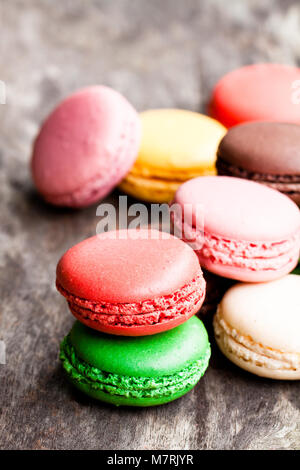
(119, 109, 226, 202)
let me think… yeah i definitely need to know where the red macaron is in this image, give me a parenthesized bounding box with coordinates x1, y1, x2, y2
(56, 229, 206, 336)
(209, 64, 300, 128)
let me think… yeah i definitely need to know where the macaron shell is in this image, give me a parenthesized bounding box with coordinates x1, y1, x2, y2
(32, 86, 140, 207)
(69, 316, 209, 377)
(209, 64, 300, 127)
(217, 122, 300, 205)
(174, 176, 300, 242)
(217, 122, 300, 175)
(135, 109, 225, 174)
(57, 229, 200, 303)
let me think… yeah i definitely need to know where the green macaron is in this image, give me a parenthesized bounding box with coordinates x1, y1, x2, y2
(60, 316, 210, 407)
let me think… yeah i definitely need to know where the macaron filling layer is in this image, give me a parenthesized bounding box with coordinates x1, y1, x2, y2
(198, 231, 299, 271)
(214, 311, 300, 372)
(174, 210, 299, 272)
(42, 115, 139, 207)
(129, 164, 216, 182)
(120, 171, 216, 201)
(60, 335, 211, 398)
(217, 158, 300, 196)
(57, 273, 205, 327)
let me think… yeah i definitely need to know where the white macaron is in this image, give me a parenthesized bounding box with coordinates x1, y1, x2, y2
(213, 275, 300, 380)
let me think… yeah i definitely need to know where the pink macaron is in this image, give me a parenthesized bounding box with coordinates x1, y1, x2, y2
(56, 229, 206, 336)
(31, 86, 141, 207)
(172, 176, 300, 282)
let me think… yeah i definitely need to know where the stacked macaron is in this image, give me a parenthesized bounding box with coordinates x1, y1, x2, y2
(56, 229, 210, 406)
(31, 86, 213, 406)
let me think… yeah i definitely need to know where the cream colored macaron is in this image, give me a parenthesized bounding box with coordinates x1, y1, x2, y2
(213, 275, 300, 380)
(119, 109, 226, 203)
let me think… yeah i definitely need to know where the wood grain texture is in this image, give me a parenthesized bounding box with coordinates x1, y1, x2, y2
(0, 0, 300, 450)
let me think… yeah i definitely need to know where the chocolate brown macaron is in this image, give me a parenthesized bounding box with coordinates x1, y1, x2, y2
(217, 122, 300, 205)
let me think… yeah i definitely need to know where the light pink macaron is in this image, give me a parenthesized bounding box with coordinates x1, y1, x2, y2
(31, 86, 141, 208)
(173, 176, 300, 282)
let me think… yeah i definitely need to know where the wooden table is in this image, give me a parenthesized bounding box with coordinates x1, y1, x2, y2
(1, 0, 299, 450)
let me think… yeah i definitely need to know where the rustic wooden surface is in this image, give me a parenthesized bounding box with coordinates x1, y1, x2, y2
(1, 0, 300, 450)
